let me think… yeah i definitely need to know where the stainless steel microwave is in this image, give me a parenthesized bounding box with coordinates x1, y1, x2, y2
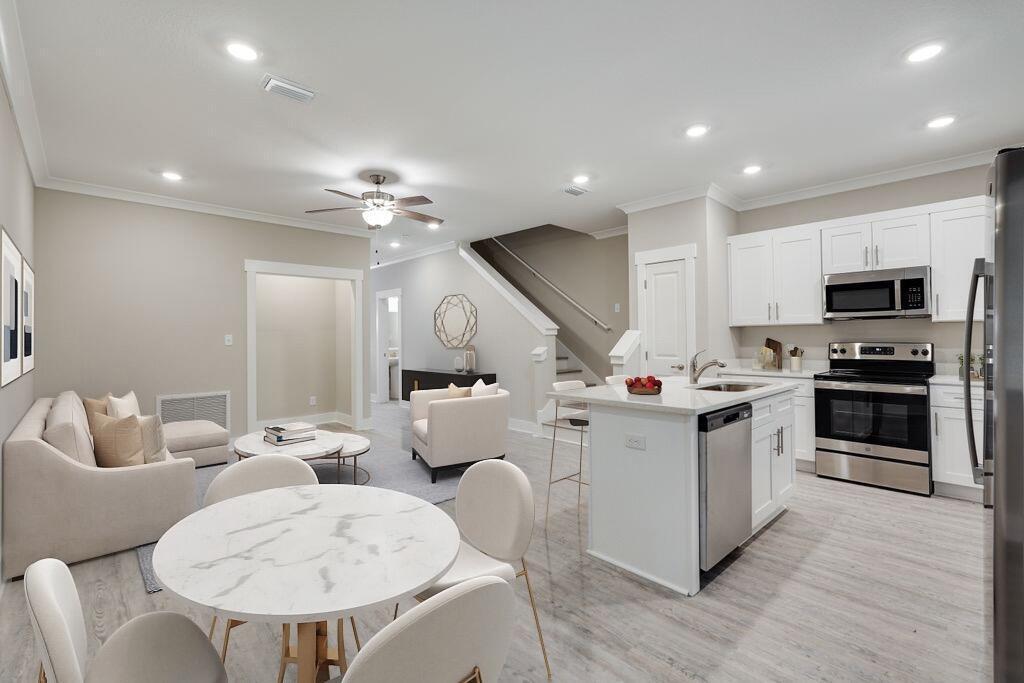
(822, 267, 931, 320)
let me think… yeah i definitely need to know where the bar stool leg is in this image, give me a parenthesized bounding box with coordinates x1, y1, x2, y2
(577, 423, 586, 510)
(544, 403, 559, 527)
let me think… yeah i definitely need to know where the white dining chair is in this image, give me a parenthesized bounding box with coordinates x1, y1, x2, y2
(202, 454, 328, 682)
(412, 459, 552, 679)
(605, 374, 630, 385)
(342, 577, 514, 683)
(545, 379, 589, 525)
(24, 558, 227, 683)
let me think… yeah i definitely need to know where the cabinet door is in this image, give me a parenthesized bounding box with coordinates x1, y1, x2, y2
(930, 207, 988, 322)
(773, 409, 796, 504)
(772, 226, 822, 324)
(821, 222, 872, 275)
(728, 232, 772, 326)
(792, 395, 815, 464)
(752, 422, 776, 528)
(933, 407, 983, 488)
(872, 214, 930, 269)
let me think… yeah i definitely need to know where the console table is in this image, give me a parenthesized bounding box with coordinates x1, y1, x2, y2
(401, 368, 497, 400)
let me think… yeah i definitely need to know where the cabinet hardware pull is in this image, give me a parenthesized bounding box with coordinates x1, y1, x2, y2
(864, 246, 868, 267)
(780, 425, 784, 454)
(775, 302, 779, 319)
(874, 245, 879, 266)
(767, 303, 771, 320)
(934, 412, 939, 436)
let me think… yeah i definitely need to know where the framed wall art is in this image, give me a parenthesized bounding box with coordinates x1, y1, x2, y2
(2, 227, 23, 386)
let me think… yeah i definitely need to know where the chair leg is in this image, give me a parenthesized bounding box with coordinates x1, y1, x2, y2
(220, 618, 244, 663)
(350, 617, 362, 651)
(208, 614, 218, 641)
(278, 624, 290, 683)
(519, 558, 552, 680)
(336, 618, 348, 673)
(393, 602, 400, 621)
(545, 405, 559, 527)
(38, 663, 46, 683)
(578, 425, 586, 510)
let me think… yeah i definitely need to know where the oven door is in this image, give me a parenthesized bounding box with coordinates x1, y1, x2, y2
(823, 278, 897, 319)
(814, 380, 930, 463)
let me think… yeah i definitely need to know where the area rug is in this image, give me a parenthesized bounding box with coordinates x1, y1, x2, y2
(136, 441, 463, 593)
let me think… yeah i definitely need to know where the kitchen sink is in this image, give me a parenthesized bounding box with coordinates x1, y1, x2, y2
(692, 382, 766, 392)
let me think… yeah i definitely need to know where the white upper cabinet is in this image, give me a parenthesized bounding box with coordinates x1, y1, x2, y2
(930, 207, 989, 322)
(772, 226, 822, 324)
(821, 222, 872, 275)
(872, 214, 930, 269)
(728, 232, 772, 326)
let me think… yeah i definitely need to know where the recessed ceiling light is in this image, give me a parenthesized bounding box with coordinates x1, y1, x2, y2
(389, 241, 401, 248)
(226, 42, 258, 62)
(685, 124, 709, 138)
(742, 165, 762, 175)
(907, 43, 943, 63)
(572, 175, 590, 184)
(161, 171, 183, 181)
(927, 115, 956, 129)
(427, 222, 440, 230)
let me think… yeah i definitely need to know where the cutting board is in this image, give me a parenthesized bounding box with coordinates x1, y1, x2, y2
(764, 337, 784, 370)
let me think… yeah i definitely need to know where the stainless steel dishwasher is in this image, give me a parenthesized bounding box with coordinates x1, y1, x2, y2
(699, 403, 753, 571)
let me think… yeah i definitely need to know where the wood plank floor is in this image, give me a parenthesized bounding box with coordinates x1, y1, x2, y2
(0, 401, 991, 681)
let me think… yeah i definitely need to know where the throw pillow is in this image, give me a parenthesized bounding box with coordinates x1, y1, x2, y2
(91, 413, 144, 467)
(83, 395, 111, 435)
(107, 390, 141, 418)
(447, 383, 472, 398)
(138, 415, 169, 463)
(471, 379, 500, 396)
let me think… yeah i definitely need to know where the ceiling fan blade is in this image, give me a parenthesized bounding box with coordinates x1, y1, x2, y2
(393, 195, 432, 208)
(392, 208, 444, 225)
(305, 206, 366, 214)
(324, 188, 364, 202)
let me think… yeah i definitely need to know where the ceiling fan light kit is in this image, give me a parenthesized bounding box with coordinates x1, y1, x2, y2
(306, 173, 444, 231)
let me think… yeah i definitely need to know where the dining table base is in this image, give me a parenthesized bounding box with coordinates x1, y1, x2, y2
(292, 617, 362, 683)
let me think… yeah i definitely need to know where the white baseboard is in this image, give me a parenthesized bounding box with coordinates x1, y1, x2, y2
(509, 418, 541, 436)
(795, 459, 815, 473)
(934, 481, 984, 504)
(370, 393, 379, 403)
(255, 411, 345, 431)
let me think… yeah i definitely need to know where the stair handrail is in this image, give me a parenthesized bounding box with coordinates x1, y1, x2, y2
(489, 238, 613, 332)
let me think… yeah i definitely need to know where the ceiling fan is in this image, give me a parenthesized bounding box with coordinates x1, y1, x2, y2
(306, 174, 444, 229)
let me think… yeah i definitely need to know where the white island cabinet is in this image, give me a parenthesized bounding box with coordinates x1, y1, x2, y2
(547, 380, 798, 596)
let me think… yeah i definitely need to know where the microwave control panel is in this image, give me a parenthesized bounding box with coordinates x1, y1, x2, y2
(900, 278, 927, 310)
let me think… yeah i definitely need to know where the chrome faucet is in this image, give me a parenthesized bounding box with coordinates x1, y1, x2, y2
(688, 350, 726, 384)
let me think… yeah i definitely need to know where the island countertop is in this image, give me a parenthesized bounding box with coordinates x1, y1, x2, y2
(547, 378, 799, 416)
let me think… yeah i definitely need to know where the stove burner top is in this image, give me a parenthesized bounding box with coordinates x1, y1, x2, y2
(814, 369, 932, 386)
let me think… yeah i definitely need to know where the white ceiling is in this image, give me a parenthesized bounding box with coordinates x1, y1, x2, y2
(9, 0, 1024, 257)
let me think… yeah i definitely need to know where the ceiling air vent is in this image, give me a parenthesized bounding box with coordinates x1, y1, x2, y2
(564, 184, 590, 197)
(262, 75, 316, 103)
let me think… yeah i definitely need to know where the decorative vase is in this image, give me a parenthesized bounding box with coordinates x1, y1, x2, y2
(454, 355, 465, 372)
(464, 345, 476, 373)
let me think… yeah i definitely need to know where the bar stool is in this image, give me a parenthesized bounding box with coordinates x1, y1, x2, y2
(545, 380, 590, 525)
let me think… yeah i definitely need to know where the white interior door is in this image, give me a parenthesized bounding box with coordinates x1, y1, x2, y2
(640, 259, 691, 377)
(375, 291, 400, 403)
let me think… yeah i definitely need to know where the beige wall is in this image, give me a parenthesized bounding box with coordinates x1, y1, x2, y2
(370, 247, 553, 422)
(255, 274, 337, 421)
(0, 72, 35, 592)
(34, 189, 371, 433)
(733, 165, 989, 365)
(335, 280, 353, 415)
(472, 226, 627, 376)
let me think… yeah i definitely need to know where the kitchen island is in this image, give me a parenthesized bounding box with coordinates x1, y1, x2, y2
(547, 378, 798, 596)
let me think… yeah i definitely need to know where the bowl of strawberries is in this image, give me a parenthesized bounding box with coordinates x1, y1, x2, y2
(625, 375, 662, 395)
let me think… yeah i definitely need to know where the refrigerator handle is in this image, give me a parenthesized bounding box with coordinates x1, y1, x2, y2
(963, 257, 985, 485)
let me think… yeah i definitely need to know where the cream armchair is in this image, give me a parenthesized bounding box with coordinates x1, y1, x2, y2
(3, 398, 196, 579)
(410, 388, 510, 482)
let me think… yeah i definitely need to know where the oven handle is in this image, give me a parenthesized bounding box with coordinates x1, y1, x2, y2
(963, 257, 985, 484)
(813, 380, 928, 396)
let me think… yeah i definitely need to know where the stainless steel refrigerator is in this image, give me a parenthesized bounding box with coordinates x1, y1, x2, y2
(965, 147, 1024, 680)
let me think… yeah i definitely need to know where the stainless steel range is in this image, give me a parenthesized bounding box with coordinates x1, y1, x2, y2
(814, 341, 934, 495)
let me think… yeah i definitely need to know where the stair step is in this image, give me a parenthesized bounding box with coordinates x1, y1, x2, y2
(555, 356, 569, 360)
(585, 382, 597, 387)
(556, 369, 583, 375)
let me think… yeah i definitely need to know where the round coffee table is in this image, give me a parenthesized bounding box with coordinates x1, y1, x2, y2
(233, 430, 372, 485)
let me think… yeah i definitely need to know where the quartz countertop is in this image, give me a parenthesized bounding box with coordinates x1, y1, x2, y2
(718, 367, 817, 379)
(547, 378, 799, 416)
(930, 374, 984, 387)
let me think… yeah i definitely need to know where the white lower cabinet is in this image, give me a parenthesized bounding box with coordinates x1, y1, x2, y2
(932, 406, 983, 489)
(792, 395, 815, 464)
(750, 393, 796, 530)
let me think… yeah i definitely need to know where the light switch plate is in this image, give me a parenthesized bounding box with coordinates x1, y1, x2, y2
(224, 334, 233, 346)
(614, 303, 621, 313)
(309, 396, 317, 406)
(625, 433, 646, 450)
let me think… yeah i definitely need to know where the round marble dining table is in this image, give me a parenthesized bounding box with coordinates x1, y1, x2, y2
(153, 485, 460, 682)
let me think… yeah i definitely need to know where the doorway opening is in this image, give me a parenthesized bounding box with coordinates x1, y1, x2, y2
(374, 289, 402, 403)
(635, 244, 697, 377)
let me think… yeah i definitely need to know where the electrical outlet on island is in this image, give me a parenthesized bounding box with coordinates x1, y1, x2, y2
(625, 434, 646, 450)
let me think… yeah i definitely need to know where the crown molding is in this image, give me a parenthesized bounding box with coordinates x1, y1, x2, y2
(0, 0, 48, 183)
(615, 184, 713, 215)
(589, 225, 628, 239)
(734, 148, 1000, 211)
(705, 183, 742, 211)
(370, 240, 457, 269)
(39, 176, 371, 238)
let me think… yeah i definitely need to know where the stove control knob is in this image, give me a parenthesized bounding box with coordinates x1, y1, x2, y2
(921, 349, 930, 357)
(911, 349, 919, 356)
(839, 348, 847, 354)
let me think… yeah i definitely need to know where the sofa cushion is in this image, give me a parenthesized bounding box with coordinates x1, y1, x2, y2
(42, 391, 98, 467)
(91, 413, 144, 468)
(471, 379, 500, 397)
(412, 418, 429, 443)
(139, 415, 170, 464)
(83, 395, 110, 436)
(163, 420, 229, 453)
(447, 383, 471, 398)
(107, 390, 141, 418)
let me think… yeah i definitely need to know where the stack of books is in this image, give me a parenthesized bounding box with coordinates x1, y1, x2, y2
(264, 422, 316, 446)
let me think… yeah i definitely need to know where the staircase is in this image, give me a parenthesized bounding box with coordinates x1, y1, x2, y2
(554, 340, 600, 387)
